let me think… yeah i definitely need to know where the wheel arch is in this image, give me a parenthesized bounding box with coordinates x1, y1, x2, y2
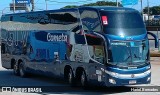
(18, 59, 23, 64)
(64, 65, 73, 79)
(11, 58, 16, 69)
(75, 67, 87, 81)
(17, 59, 24, 68)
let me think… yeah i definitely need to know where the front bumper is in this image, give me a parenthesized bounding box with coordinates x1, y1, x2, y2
(106, 73, 151, 86)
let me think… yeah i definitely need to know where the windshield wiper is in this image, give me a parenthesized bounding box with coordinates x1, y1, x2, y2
(134, 54, 141, 59)
(125, 55, 131, 61)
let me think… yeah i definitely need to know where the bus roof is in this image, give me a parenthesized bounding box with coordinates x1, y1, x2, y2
(2, 6, 137, 17)
(1, 8, 78, 16)
(79, 6, 137, 12)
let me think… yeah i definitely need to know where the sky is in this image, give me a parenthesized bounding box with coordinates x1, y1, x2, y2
(0, 0, 160, 14)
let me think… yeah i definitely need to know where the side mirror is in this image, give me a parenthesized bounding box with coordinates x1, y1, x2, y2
(147, 32, 159, 48)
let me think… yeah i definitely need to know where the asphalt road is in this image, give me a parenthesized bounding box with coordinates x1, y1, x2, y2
(0, 57, 159, 95)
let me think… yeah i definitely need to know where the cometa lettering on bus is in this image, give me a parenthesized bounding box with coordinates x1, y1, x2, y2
(47, 33, 68, 42)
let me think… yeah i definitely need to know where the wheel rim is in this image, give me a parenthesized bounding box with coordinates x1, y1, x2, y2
(14, 64, 18, 74)
(81, 72, 85, 86)
(68, 70, 72, 84)
(19, 65, 24, 76)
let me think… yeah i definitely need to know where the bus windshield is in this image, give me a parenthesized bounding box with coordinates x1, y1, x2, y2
(108, 40, 149, 67)
(100, 11, 146, 36)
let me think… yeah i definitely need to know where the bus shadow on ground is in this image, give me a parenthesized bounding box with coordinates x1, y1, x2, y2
(0, 70, 134, 94)
(26, 74, 133, 94)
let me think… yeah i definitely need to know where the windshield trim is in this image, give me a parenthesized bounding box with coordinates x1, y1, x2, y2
(108, 60, 150, 68)
(107, 40, 149, 67)
(99, 11, 145, 36)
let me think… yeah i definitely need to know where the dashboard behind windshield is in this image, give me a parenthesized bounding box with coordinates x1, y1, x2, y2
(108, 40, 149, 67)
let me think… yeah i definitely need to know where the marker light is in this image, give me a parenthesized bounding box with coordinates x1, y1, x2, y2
(109, 78, 116, 84)
(101, 16, 108, 25)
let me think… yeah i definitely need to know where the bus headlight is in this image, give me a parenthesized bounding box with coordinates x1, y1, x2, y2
(144, 69, 151, 75)
(105, 70, 119, 78)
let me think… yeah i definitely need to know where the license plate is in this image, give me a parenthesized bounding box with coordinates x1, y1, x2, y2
(129, 80, 137, 84)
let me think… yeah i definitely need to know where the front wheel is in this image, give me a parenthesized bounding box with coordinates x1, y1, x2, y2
(68, 69, 75, 86)
(19, 62, 27, 77)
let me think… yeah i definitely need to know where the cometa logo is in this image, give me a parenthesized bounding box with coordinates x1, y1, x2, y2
(47, 33, 68, 42)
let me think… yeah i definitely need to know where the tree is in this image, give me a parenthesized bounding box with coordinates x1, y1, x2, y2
(62, 5, 78, 9)
(62, 1, 122, 9)
(143, 6, 160, 15)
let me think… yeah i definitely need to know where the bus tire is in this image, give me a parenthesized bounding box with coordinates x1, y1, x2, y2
(80, 70, 88, 88)
(68, 69, 75, 86)
(19, 62, 27, 77)
(13, 62, 19, 76)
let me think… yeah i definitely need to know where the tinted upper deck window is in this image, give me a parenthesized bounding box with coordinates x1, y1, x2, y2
(100, 10, 146, 36)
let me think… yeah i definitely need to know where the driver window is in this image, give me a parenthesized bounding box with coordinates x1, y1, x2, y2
(86, 35, 105, 63)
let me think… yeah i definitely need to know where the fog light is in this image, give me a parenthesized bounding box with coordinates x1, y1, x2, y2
(147, 77, 151, 81)
(109, 78, 116, 84)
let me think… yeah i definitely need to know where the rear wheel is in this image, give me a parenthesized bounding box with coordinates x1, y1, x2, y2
(19, 62, 27, 77)
(68, 69, 75, 86)
(13, 62, 19, 76)
(80, 70, 88, 87)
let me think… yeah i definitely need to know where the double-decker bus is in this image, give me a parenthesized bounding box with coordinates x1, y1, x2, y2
(1, 6, 156, 86)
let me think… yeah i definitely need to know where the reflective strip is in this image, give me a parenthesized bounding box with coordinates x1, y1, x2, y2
(105, 70, 151, 79)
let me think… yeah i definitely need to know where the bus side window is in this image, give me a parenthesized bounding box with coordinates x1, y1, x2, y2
(71, 25, 86, 44)
(79, 9, 102, 33)
(74, 34, 85, 44)
(79, 9, 104, 63)
(47, 13, 78, 25)
(86, 34, 105, 63)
